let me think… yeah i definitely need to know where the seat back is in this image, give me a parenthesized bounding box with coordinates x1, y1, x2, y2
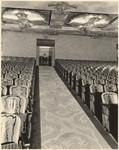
(101, 92, 118, 104)
(2, 96, 20, 114)
(106, 79, 116, 85)
(2, 78, 13, 86)
(20, 73, 31, 80)
(87, 79, 94, 85)
(82, 79, 93, 86)
(98, 75, 107, 80)
(1, 114, 21, 144)
(9, 70, 20, 75)
(10, 86, 29, 98)
(1, 86, 7, 96)
(104, 84, 117, 92)
(90, 84, 103, 93)
(5, 73, 18, 79)
(95, 79, 105, 85)
(15, 79, 30, 87)
(88, 74, 96, 80)
(2, 95, 27, 114)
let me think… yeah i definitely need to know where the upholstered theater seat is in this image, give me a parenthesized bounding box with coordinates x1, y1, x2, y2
(15, 79, 31, 88)
(101, 92, 118, 140)
(1, 114, 22, 148)
(2, 95, 27, 114)
(82, 78, 94, 108)
(89, 84, 104, 122)
(104, 84, 117, 93)
(1, 86, 7, 96)
(10, 85, 29, 98)
(2, 78, 13, 87)
(20, 73, 32, 81)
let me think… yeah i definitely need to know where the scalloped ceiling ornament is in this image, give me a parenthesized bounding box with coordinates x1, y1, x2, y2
(48, 2, 77, 28)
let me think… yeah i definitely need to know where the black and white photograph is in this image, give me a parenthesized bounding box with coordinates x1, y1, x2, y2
(1, 0, 118, 149)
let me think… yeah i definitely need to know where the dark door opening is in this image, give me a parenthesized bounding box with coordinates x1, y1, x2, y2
(39, 50, 52, 66)
(36, 39, 55, 66)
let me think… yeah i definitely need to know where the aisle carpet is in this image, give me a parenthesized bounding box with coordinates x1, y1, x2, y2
(39, 66, 111, 149)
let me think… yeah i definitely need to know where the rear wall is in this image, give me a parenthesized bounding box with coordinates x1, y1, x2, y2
(2, 30, 118, 61)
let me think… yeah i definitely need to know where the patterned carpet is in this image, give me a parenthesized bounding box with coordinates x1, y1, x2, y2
(39, 66, 111, 149)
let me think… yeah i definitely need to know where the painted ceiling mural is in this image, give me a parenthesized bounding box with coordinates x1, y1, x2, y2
(65, 12, 118, 32)
(2, 8, 51, 30)
(1, 2, 118, 37)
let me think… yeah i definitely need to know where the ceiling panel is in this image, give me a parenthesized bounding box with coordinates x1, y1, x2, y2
(65, 12, 118, 32)
(2, 7, 51, 29)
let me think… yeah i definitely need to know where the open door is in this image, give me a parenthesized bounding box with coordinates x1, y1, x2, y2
(36, 39, 55, 66)
(39, 46, 52, 66)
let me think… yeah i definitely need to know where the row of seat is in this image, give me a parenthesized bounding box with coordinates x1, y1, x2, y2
(55, 59, 118, 142)
(1, 56, 36, 149)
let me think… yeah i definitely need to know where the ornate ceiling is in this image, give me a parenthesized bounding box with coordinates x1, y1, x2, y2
(65, 12, 117, 32)
(1, 1, 118, 37)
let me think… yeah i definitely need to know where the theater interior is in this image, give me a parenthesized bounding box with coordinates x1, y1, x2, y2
(1, 1, 118, 149)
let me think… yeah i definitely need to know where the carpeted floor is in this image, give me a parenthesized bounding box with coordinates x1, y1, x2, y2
(39, 66, 111, 149)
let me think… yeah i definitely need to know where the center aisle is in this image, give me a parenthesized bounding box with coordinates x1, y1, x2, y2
(39, 66, 111, 149)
